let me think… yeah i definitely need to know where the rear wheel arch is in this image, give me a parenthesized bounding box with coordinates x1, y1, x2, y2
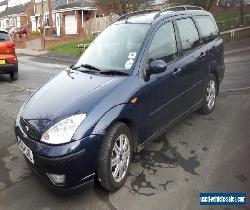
(209, 62, 219, 95)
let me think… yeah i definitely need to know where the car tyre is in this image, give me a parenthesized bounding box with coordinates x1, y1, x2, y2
(200, 73, 217, 114)
(10, 72, 18, 81)
(97, 122, 132, 192)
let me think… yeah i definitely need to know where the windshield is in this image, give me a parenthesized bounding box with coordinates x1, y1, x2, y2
(76, 23, 149, 72)
(0, 32, 10, 41)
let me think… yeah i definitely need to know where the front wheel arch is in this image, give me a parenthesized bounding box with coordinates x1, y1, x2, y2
(96, 122, 133, 191)
(91, 104, 139, 153)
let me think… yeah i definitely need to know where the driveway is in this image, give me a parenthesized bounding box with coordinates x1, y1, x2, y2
(0, 45, 249, 210)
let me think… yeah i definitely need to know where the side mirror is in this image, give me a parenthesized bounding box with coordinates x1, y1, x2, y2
(145, 60, 167, 77)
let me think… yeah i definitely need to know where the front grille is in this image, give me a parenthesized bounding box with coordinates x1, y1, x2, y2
(20, 117, 42, 141)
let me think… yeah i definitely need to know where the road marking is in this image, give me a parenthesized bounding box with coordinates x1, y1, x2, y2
(27, 88, 35, 92)
(3, 82, 24, 91)
(221, 86, 250, 92)
(1, 82, 35, 96)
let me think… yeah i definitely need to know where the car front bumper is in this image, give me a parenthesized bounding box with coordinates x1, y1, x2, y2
(15, 118, 104, 190)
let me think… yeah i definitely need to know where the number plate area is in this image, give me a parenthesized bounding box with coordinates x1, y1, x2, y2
(0, 60, 6, 65)
(17, 137, 34, 164)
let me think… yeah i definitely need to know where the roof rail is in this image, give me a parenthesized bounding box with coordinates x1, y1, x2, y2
(154, 5, 204, 19)
(165, 5, 204, 11)
(116, 9, 160, 22)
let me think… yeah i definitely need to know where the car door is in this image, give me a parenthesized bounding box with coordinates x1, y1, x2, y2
(194, 15, 223, 82)
(136, 21, 184, 142)
(172, 17, 209, 118)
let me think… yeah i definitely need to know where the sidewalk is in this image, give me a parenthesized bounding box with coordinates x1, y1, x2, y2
(16, 49, 79, 63)
(16, 38, 250, 62)
(223, 38, 250, 55)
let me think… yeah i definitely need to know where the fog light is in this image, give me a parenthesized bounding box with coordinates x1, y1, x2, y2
(47, 173, 65, 184)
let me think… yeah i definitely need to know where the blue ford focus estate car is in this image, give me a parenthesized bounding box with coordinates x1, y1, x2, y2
(15, 6, 225, 191)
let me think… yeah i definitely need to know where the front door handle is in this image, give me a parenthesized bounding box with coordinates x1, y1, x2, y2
(172, 68, 182, 76)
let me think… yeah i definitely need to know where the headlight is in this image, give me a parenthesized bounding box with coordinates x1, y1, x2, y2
(17, 104, 24, 122)
(41, 113, 86, 145)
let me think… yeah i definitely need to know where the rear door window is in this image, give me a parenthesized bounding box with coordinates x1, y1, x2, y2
(0, 32, 10, 41)
(176, 18, 200, 54)
(195, 16, 219, 44)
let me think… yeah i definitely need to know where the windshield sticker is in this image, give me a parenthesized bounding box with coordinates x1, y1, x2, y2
(128, 52, 136, 59)
(125, 59, 134, 70)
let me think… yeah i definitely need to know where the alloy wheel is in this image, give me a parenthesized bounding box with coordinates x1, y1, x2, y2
(111, 134, 130, 183)
(206, 80, 216, 110)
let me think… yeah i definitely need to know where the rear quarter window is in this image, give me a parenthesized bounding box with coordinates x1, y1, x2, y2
(195, 16, 219, 44)
(0, 32, 11, 41)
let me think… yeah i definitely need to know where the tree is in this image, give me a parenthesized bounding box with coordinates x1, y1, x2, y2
(240, 0, 244, 25)
(95, 0, 154, 15)
(207, 0, 215, 11)
(48, 0, 53, 35)
(174, 0, 216, 11)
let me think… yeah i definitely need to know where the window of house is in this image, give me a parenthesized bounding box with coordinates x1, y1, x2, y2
(17, 17, 21, 27)
(44, 14, 49, 27)
(52, 14, 55, 27)
(195, 16, 219, 44)
(9, 18, 14, 27)
(148, 22, 178, 63)
(5, 19, 9, 28)
(176, 18, 200, 54)
(92, 31, 101, 37)
(96, 14, 104, 18)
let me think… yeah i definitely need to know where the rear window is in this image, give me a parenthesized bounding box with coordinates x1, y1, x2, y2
(195, 16, 219, 44)
(186, 6, 202, 10)
(167, 7, 185, 11)
(0, 32, 10, 41)
(176, 18, 200, 54)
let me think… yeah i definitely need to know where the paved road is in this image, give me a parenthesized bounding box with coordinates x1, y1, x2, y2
(0, 47, 249, 210)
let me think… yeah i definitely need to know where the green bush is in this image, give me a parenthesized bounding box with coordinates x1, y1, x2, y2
(31, 30, 41, 36)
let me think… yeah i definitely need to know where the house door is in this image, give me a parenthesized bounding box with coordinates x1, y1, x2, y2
(65, 15, 77, 35)
(31, 16, 36, 32)
(56, 13, 61, 36)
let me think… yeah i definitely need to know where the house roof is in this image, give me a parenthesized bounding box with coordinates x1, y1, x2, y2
(0, 0, 7, 7)
(54, 0, 95, 11)
(0, 2, 30, 18)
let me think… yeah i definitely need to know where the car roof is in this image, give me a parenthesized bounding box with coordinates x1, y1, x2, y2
(0, 28, 8, 33)
(115, 5, 210, 24)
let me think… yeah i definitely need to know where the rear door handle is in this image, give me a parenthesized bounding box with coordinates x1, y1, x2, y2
(200, 52, 206, 58)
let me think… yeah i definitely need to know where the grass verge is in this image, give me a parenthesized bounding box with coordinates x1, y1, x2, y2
(48, 39, 93, 56)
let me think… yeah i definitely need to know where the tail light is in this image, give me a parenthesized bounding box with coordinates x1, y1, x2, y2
(6, 56, 17, 64)
(6, 41, 15, 49)
(4, 41, 15, 53)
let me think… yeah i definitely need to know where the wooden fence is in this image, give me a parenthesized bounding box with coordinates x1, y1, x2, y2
(217, 14, 250, 31)
(83, 15, 118, 38)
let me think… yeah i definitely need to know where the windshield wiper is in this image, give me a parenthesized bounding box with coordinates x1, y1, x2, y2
(100, 70, 129, 76)
(72, 64, 101, 71)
